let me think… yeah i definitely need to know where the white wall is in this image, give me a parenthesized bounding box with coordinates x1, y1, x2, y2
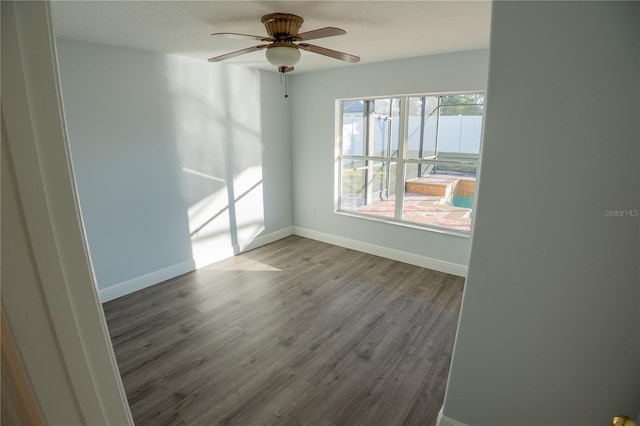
(443, 2, 640, 424)
(56, 39, 292, 298)
(289, 50, 489, 271)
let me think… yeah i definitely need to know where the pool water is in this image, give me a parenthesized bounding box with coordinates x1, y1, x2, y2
(452, 194, 474, 209)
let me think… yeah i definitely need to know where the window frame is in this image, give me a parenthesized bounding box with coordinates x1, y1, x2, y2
(335, 91, 484, 237)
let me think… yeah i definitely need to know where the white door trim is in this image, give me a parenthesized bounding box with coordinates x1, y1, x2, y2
(2, 1, 133, 424)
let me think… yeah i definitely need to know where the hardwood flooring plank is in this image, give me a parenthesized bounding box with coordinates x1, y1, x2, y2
(103, 236, 464, 425)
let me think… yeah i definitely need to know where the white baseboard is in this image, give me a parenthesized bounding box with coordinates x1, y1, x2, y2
(293, 227, 467, 277)
(100, 225, 464, 302)
(438, 407, 469, 426)
(99, 227, 295, 302)
(99, 259, 195, 303)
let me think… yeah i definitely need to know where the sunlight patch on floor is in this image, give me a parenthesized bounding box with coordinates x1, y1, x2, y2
(206, 256, 282, 272)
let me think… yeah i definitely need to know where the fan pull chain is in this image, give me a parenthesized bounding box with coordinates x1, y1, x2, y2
(278, 66, 290, 98)
(280, 70, 289, 98)
(285, 72, 289, 98)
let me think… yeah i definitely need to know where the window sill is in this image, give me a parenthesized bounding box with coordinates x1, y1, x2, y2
(334, 210, 472, 239)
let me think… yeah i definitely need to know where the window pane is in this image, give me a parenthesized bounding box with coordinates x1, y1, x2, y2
(402, 163, 477, 231)
(341, 161, 395, 218)
(342, 101, 365, 156)
(436, 108, 483, 157)
(423, 97, 439, 158)
(371, 98, 400, 158)
(359, 161, 395, 219)
(437, 95, 484, 160)
(372, 115, 390, 157)
(341, 159, 366, 210)
(368, 161, 390, 203)
(407, 96, 439, 160)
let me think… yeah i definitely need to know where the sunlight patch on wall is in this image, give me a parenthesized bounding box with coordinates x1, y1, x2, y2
(232, 166, 265, 251)
(165, 54, 266, 268)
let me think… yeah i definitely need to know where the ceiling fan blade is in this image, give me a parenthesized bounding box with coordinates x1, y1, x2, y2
(296, 27, 346, 41)
(208, 44, 268, 62)
(298, 43, 360, 63)
(211, 32, 271, 42)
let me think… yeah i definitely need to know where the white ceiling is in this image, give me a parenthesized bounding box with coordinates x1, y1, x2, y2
(51, 1, 491, 74)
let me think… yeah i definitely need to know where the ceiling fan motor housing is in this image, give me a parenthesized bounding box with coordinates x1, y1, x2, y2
(261, 13, 304, 41)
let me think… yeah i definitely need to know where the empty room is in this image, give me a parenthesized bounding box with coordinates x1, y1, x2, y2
(2, 1, 639, 426)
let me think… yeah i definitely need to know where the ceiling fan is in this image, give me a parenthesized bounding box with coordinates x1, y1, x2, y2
(208, 13, 360, 73)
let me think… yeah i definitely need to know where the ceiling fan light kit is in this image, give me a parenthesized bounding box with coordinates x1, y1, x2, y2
(208, 12, 360, 74)
(265, 42, 301, 68)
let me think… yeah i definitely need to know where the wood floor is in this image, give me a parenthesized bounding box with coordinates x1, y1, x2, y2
(103, 236, 464, 426)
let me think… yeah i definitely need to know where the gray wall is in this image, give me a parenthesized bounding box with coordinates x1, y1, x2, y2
(56, 39, 292, 290)
(289, 50, 489, 268)
(443, 2, 640, 424)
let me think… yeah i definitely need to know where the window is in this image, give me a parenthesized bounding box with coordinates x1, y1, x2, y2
(337, 93, 484, 233)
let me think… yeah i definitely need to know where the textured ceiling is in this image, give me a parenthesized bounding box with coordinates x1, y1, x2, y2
(51, 1, 491, 73)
